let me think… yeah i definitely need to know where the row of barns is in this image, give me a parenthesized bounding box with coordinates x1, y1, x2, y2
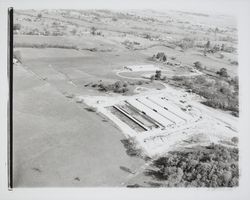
(113, 96, 193, 132)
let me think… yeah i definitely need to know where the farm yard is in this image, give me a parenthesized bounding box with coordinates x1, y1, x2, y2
(13, 9, 238, 187)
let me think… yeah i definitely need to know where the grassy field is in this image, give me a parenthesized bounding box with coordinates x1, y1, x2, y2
(14, 63, 145, 187)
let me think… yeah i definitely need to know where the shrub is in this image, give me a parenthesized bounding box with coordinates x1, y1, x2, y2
(37, 13, 42, 18)
(194, 61, 202, 70)
(216, 68, 229, 77)
(85, 106, 97, 112)
(90, 27, 97, 35)
(231, 137, 239, 144)
(172, 76, 184, 81)
(121, 138, 143, 157)
(155, 70, 162, 80)
(178, 37, 195, 50)
(137, 80, 143, 85)
(230, 61, 238, 65)
(205, 40, 211, 49)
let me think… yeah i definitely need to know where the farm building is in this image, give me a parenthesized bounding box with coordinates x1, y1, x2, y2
(111, 95, 194, 133)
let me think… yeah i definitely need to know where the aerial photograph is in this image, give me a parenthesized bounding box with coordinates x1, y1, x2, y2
(13, 9, 239, 187)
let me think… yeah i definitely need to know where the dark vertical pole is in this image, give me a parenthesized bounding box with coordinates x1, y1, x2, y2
(8, 7, 13, 189)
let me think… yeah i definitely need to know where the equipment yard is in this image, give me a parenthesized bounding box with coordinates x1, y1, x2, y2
(82, 80, 237, 157)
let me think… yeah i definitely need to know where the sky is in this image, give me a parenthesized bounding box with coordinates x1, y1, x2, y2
(1, 0, 249, 15)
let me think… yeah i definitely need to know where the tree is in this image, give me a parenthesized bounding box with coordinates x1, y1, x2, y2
(37, 13, 42, 18)
(155, 70, 162, 80)
(205, 40, 211, 49)
(114, 81, 122, 89)
(90, 27, 97, 35)
(155, 52, 167, 62)
(194, 61, 202, 70)
(203, 41, 210, 56)
(231, 137, 239, 144)
(221, 44, 225, 51)
(216, 68, 228, 77)
(162, 55, 167, 62)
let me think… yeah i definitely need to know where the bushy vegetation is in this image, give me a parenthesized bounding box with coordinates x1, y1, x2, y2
(145, 144, 239, 187)
(152, 52, 167, 62)
(14, 42, 78, 50)
(121, 138, 143, 157)
(98, 81, 130, 93)
(174, 37, 195, 50)
(37, 13, 42, 18)
(122, 40, 140, 49)
(193, 61, 202, 70)
(216, 68, 229, 77)
(172, 75, 239, 114)
(196, 40, 237, 55)
(85, 106, 97, 112)
(230, 60, 238, 66)
(150, 70, 167, 81)
(90, 26, 102, 36)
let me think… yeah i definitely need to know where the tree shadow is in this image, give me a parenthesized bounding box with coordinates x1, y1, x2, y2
(143, 169, 166, 181)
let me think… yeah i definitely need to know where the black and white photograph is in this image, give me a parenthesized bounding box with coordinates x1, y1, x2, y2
(1, 0, 250, 199)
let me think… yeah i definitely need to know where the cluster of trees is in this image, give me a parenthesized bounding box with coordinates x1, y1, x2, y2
(194, 61, 235, 80)
(90, 27, 102, 36)
(97, 81, 129, 93)
(145, 144, 239, 187)
(172, 74, 239, 115)
(121, 138, 143, 157)
(216, 68, 229, 78)
(152, 52, 167, 62)
(19, 27, 65, 36)
(150, 70, 167, 81)
(88, 80, 152, 93)
(177, 37, 195, 50)
(203, 40, 237, 55)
